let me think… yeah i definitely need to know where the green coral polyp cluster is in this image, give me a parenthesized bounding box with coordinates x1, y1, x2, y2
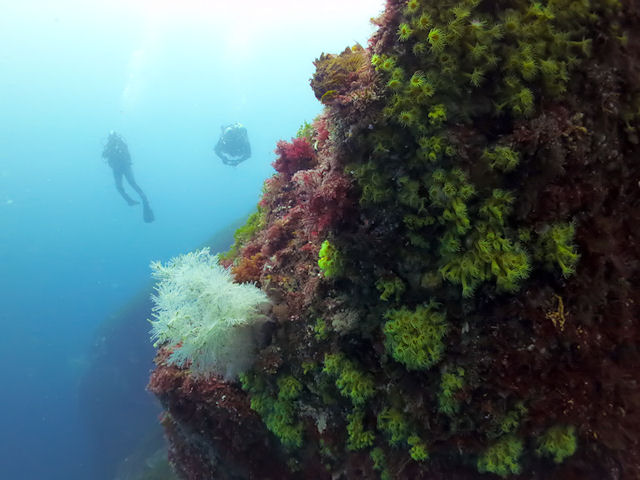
(407, 435, 429, 461)
(439, 194, 531, 297)
(377, 407, 410, 446)
(370, 447, 392, 480)
(498, 402, 527, 436)
(397, 23, 413, 41)
(241, 373, 304, 449)
(310, 45, 367, 101)
(313, 318, 329, 340)
(259, 397, 304, 449)
(377, 0, 608, 125)
(477, 435, 524, 478)
(346, 409, 375, 450)
(383, 302, 447, 370)
(277, 375, 303, 400)
(428, 168, 474, 235)
(353, 160, 393, 205)
(536, 425, 578, 463)
(296, 120, 316, 144)
(377, 408, 428, 460)
(323, 353, 375, 405)
(220, 208, 265, 261)
(223, 0, 624, 471)
(535, 223, 580, 277)
(438, 367, 465, 416)
(375, 276, 406, 302)
(482, 146, 520, 173)
(318, 239, 343, 278)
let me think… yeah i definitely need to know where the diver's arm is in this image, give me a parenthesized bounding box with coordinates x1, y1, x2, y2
(214, 139, 229, 163)
(102, 144, 113, 158)
(234, 141, 251, 164)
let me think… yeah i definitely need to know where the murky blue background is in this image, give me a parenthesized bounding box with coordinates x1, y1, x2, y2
(0, 1, 382, 478)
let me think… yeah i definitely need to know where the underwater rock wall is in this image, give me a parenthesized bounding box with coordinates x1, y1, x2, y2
(149, 0, 640, 478)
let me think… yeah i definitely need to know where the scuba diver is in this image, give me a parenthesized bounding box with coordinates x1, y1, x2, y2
(102, 131, 155, 223)
(214, 122, 251, 166)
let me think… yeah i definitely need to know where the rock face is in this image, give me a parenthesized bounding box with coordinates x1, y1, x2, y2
(149, 0, 640, 478)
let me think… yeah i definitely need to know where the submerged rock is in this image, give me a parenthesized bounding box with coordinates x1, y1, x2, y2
(149, 0, 640, 478)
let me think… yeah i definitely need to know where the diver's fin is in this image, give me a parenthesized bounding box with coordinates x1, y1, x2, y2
(143, 202, 155, 223)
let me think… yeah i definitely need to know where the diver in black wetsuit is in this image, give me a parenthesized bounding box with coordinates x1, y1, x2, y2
(214, 122, 251, 166)
(102, 131, 155, 223)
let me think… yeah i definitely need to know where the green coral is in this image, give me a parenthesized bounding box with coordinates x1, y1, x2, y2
(535, 223, 580, 277)
(398, 176, 426, 211)
(427, 28, 446, 52)
(260, 396, 304, 449)
(313, 318, 329, 340)
(398, 23, 413, 42)
(439, 222, 531, 297)
(408, 435, 429, 461)
(499, 402, 527, 436)
(321, 90, 339, 104)
(428, 168, 474, 235)
(318, 239, 343, 278)
(277, 375, 303, 401)
(301, 360, 317, 375)
(296, 121, 315, 144)
(437, 367, 465, 416)
(377, 408, 428, 462)
(370, 447, 392, 480)
(377, 407, 410, 447)
(428, 104, 447, 126)
(477, 436, 523, 478)
(482, 146, 520, 173)
(405, 0, 420, 15)
(479, 189, 515, 227)
(346, 409, 375, 450)
(383, 302, 447, 370)
(370, 446, 386, 470)
(536, 425, 577, 463)
(323, 353, 375, 406)
(375, 275, 406, 302)
(310, 45, 367, 101)
(352, 159, 394, 205)
(219, 209, 265, 261)
(242, 373, 304, 449)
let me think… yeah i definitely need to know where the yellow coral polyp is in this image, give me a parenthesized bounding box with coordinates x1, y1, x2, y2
(412, 41, 428, 57)
(405, 0, 420, 15)
(398, 110, 417, 127)
(380, 57, 396, 72)
(398, 23, 413, 42)
(416, 13, 431, 31)
(409, 71, 426, 89)
(387, 78, 403, 90)
(428, 28, 446, 51)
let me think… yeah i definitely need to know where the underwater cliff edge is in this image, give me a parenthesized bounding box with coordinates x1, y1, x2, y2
(148, 0, 640, 478)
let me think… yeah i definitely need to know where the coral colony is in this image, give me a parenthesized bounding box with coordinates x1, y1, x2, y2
(148, 0, 640, 478)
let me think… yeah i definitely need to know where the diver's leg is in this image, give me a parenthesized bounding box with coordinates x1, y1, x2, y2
(113, 170, 139, 205)
(123, 166, 154, 222)
(123, 167, 148, 202)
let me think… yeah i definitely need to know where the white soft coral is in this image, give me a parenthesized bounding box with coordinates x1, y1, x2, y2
(149, 248, 268, 379)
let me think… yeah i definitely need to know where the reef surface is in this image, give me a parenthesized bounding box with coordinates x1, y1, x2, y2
(149, 0, 640, 478)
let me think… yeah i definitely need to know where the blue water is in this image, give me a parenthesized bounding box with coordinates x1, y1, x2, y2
(0, 2, 383, 478)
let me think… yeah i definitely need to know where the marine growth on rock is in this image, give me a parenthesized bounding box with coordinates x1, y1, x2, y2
(149, 1, 640, 479)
